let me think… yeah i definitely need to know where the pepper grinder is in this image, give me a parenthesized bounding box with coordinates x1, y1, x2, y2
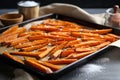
(109, 5, 120, 27)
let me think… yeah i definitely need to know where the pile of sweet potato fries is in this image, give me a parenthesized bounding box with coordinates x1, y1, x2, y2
(0, 19, 119, 73)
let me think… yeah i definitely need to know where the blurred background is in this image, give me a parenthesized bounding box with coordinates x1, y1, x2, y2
(0, 0, 120, 8)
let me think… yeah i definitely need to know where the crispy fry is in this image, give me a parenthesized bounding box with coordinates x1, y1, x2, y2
(38, 47, 47, 52)
(30, 24, 58, 31)
(1, 34, 18, 44)
(3, 52, 24, 64)
(81, 29, 112, 34)
(28, 35, 44, 41)
(45, 59, 77, 65)
(66, 50, 95, 59)
(50, 41, 66, 46)
(49, 49, 62, 59)
(11, 36, 29, 46)
(14, 39, 48, 49)
(49, 31, 70, 37)
(2, 25, 18, 35)
(38, 46, 55, 59)
(16, 27, 26, 35)
(14, 42, 32, 49)
(19, 31, 44, 37)
(71, 32, 102, 38)
(95, 41, 111, 49)
(107, 33, 119, 39)
(22, 43, 48, 52)
(38, 61, 62, 71)
(10, 52, 39, 57)
(44, 34, 76, 41)
(58, 36, 76, 41)
(60, 48, 75, 58)
(65, 39, 81, 48)
(75, 47, 95, 52)
(50, 41, 68, 54)
(103, 35, 117, 42)
(43, 19, 66, 26)
(25, 58, 53, 73)
(73, 40, 102, 48)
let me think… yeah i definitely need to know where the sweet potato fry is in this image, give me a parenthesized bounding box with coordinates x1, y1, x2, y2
(81, 29, 112, 34)
(49, 49, 62, 59)
(65, 39, 81, 48)
(71, 32, 102, 38)
(30, 24, 58, 32)
(11, 36, 29, 46)
(10, 52, 39, 57)
(59, 28, 78, 32)
(38, 61, 62, 71)
(75, 47, 95, 52)
(25, 58, 53, 73)
(66, 50, 95, 59)
(2, 25, 18, 35)
(50, 41, 66, 46)
(14, 42, 32, 49)
(58, 36, 76, 41)
(60, 48, 75, 58)
(103, 35, 117, 42)
(95, 41, 111, 49)
(38, 46, 47, 52)
(43, 19, 65, 26)
(2, 52, 24, 64)
(38, 46, 55, 59)
(0, 34, 18, 44)
(73, 40, 102, 48)
(28, 35, 44, 41)
(50, 41, 68, 54)
(22, 43, 48, 52)
(44, 34, 76, 41)
(81, 36, 106, 42)
(14, 39, 48, 49)
(45, 59, 77, 65)
(49, 31, 70, 37)
(107, 33, 119, 39)
(19, 31, 44, 37)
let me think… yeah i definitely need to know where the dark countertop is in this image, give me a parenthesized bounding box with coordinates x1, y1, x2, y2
(0, 8, 108, 80)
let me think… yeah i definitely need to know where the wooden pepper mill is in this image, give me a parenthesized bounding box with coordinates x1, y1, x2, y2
(109, 5, 120, 27)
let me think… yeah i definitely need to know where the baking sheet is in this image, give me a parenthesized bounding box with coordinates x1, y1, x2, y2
(0, 13, 120, 80)
(58, 46, 120, 80)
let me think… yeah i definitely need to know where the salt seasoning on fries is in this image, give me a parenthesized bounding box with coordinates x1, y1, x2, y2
(0, 19, 119, 74)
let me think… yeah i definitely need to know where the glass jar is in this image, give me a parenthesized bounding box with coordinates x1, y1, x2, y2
(18, 1, 40, 20)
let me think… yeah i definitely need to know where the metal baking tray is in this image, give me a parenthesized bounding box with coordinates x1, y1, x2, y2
(0, 13, 120, 80)
(58, 46, 120, 80)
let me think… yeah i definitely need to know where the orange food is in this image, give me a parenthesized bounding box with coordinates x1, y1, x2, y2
(38, 61, 62, 71)
(25, 58, 53, 73)
(45, 59, 77, 65)
(10, 52, 39, 57)
(3, 52, 24, 64)
(0, 19, 118, 74)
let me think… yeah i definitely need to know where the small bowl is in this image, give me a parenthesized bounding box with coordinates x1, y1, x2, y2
(0, 13, 23, 26)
